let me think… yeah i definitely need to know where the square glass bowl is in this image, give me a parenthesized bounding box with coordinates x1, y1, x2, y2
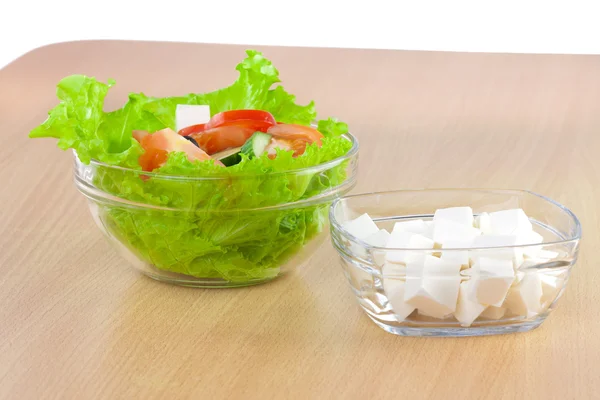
(329, 189, 581, 337)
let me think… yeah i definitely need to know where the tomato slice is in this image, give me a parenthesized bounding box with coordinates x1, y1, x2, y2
(190, 125, 257, 155)
(267, 124, 324, 145)
(206, 110, 276, 131)
(137, 128, 217, 171)
(178, 123, 206, 137)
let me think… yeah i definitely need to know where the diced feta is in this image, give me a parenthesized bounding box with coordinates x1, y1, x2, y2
(503, 274, 543, 318)
(470, 235, 524, 268)
(424, 221, 435, 239)
(433, 207, 474, 227)
(468, 257, 515, 307)
(392, 219, 429, 236)
(342, 213, 380, 240)
(386, 231, 434, 264)
(363, 229, 391, 266)
(440, 239, 472, 269)
(488, 208, 533, 236)
(404, 256, 461, 318)
(474, 212, 492, 234)
(382, 262, 412, 319)
(433, 219, 481, 245)
(540, 274, 562, 305)
(364, 229, 390, 247)
(480, 306, 506, 320)
(382, 262, 407, 279)
(538, 249, 559, 260)
(454, 280, 488, 327)
(418, 309, 453, 319)
(520, 230, 544, 259)
(383, 279, 416, 321)
(175, 104, 211, 132)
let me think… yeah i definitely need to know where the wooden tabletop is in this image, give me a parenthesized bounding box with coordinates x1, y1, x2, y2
(1, 41, 599, 400)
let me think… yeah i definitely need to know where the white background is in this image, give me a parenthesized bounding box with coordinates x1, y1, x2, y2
(2, 0, 599, 69)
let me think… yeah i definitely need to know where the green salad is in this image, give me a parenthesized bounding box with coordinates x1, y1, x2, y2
(30, 50, 355, 284)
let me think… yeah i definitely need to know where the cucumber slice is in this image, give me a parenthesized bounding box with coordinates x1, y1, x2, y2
(213, 146, 242, 167)
(240, 132, 272, 159)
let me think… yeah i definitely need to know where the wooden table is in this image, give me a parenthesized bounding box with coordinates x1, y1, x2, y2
(1, 41, 599, 399)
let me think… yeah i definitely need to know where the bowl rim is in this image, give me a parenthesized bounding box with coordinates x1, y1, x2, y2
(76, 132, 359, 181)
(329, 188, 582, 251)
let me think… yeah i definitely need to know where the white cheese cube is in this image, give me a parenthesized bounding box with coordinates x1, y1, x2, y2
(382, 263, 413, 321)
(364, 229, 390, 247)
(538, 249, 559, 260)
(433, 219, 481, 245)
(440, 239, 472, 269)
(433, 207, 474, 227)
(488, 208, 533, 236)
(175, 104, 211, 132)
(454, 280, 488, 327)
(520, 231, 544, 259)
(470, 235, 524, 268)
(468, 257, 515, 307)
(392, 219, 429, 236)
(382, 262, 407, 279)
(540, 274, 562, 305)
(474, 212, 492, 234)
(385, 231, 434, 264)
(418, 309, 453, 319)
(384, 279, 416, 321)
(404, 256, 461, 318)
(424, 221, 435, 239)
(364, 229, 391, 266)
(342, 213, 380, 240)
(503, 274, 543, 318)
(480, 306, 506, 320)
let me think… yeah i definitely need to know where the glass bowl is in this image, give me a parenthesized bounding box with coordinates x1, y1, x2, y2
(329, 189, 581, 337)
(74, 133, 358, 288)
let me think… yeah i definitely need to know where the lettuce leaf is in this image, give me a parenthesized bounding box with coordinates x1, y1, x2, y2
(29, 50, 354, 283)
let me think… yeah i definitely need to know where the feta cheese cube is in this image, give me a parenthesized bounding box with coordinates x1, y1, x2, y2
(175, 104, 211, 132)
(383, 278, 416, 321)
(480, 306, 506, 320)
(364, 229, 390, 247)
(468, 257, 515, 307)
(342, 213, 380, 240)
(454, 280, 488, 327)
(363, 229, 391, 266)
(440, 239, 472, 269)
(470, 235, 524, 268)
(488, 208, 533, 236)
(433, 219, 481, 245)
(382, 262, 407, 279)
(418, 309, 453, 319)
(540, 274, 562, 305)
(433, 207, 474, 227)
(385, 231, 434, 264)
(474, 212, 492, 234)
(520, 230, 544, 259)
(503, 274, 543, 317)
(404, 256, 461, 318)
(392, 219, 429, 236)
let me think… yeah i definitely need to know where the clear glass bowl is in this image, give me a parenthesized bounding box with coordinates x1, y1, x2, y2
(329, 189, 581, 337)
(74, 133, 358, 288)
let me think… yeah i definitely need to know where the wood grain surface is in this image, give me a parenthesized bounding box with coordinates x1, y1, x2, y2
(1, 41, 599, 400)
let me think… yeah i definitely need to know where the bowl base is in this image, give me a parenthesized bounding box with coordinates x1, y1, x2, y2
(368, 316, 546, 337)
(141, 271, 278, 288)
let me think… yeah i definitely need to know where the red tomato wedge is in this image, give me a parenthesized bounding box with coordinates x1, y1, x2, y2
(267, 124, 324, 145)
(135, 128, 218, 171)
(265, 124, 324, 157)
(206, 110, 276, 132)
(178, 123, 206, 137)
(190, 125, 256, 155)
